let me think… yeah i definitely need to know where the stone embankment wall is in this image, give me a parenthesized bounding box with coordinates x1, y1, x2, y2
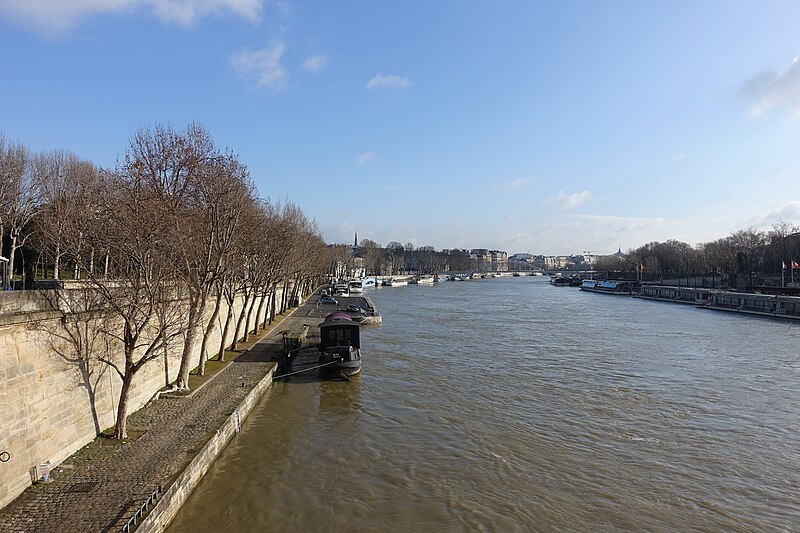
(0, 286, 290, 510)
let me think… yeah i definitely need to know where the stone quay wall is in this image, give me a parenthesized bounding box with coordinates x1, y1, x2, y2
(135, 362, 277, 533)
(0, 285, 290, 510)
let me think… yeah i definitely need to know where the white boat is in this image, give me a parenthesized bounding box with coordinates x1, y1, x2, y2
(361, 277, 377, 289)
(410, 275, 435, 285)
(348, 280, 363, 294)
(385, 278, 408, 286)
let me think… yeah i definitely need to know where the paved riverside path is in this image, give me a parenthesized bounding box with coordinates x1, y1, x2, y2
(0, 301, 319, 533)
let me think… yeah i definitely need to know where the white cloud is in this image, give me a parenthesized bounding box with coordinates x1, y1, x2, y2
(0, 0, 262, 33)
(545, 190, 592, 209)
(230, 42, 288, 91)
(745, 201, 800, 227)
(302, 54, 328, 73)
(671, 153, 686, 163)
(366, 73, 411, 90)
(355, 152, 374, 165)
(494, 177, 533, 193)
(739, 55, 800, 120)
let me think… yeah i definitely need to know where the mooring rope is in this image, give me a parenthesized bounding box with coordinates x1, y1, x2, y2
(272, 360, 341, 380)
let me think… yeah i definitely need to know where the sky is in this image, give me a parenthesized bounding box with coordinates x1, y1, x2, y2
(1, 1, 800, 255)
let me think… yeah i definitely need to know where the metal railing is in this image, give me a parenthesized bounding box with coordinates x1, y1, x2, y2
(121, 485, 163, 533)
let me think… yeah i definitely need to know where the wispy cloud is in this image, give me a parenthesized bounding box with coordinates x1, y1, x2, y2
(355, 152, 374, 165)
(302, 54, 328, 73)
(571, 213, 669, 230)
(671, 153, 686, 163)
(0, 0, 263, 33)
(380, 183, 412, 192)
(545, 190, 592, 209)
(366, 73, 411, 90)
(231, 42, 288, 91)
(739, 55, 800, 120)
(495, 177, 533, 193)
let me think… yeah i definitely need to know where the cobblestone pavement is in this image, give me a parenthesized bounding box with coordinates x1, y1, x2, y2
(0, 301, 320, 533)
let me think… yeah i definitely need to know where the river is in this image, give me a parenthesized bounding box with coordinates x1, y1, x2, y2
(167, 277, 800, 532)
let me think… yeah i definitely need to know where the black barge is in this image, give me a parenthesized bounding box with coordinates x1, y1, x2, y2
(317, 312, 362, 379)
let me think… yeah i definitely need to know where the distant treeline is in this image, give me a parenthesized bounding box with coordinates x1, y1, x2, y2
(593, 223, 800, 287)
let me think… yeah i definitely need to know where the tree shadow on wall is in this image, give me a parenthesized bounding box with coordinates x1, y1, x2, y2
(28, 287, 116, 435)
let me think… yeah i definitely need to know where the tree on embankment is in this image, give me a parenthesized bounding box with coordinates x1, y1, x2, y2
(9, 122, 328, 439)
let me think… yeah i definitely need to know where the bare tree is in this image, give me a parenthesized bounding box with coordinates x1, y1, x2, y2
(194, 155, 255, 376)
(32, 151, 99, 279)
(729, 227, 767, 289)
(0, 135, 37, 283)
(121, 123, 220, 392)
(58, 158, 188, 439)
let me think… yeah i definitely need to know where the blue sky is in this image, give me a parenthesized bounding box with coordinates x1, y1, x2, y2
(2, 1, 800, 255)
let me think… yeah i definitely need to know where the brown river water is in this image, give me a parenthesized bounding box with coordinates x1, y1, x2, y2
(167, 277, 800, 532)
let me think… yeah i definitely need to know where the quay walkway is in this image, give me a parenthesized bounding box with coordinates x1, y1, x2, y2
(0, 300, 319, 533)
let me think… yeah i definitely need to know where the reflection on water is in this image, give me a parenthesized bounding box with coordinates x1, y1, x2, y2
(168, 278, 800, 532)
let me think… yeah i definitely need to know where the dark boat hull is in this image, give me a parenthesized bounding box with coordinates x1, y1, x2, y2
(318, 360, 362, 378)
(318, 345, 361, 379)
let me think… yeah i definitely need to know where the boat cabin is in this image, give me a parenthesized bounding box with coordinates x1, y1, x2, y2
(320, 314, 361, 350)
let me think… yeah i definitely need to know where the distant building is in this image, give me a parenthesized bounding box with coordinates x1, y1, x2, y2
(469, 249, 507, 271)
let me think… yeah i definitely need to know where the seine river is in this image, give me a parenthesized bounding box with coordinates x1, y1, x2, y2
(167, 277, 800, 532)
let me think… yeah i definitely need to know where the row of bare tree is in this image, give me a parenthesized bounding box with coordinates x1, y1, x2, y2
(593, 222, 800, 287)
(1, 125, 328, 439)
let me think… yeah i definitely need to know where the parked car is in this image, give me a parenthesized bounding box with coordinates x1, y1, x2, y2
(347, 305, 364, 313)
(320, 296, 338, 305)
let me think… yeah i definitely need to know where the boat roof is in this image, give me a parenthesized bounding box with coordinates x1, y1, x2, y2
(320, 313, 359, 328)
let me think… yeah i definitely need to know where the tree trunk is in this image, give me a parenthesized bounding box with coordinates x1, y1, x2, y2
(269, 288, 277, 325)
(54, 243, 61, 280)
(242, 292, 258, 343)
(280, 280, 288, 313)
(176, 294, 205, 391)
(253, 291, 267, 335)
(8, 234, 18, 281)
(231, 290, 251, 351)
(198, 288, 224, 375)
(114, 367, 134, 440)
(217, 298, 235, 362)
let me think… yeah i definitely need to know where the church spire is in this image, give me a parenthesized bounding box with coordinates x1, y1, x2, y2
(354, 230, 358, 248)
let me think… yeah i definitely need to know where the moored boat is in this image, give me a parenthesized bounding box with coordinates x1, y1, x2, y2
(317, 313, 362, 378)
(410, 275, 435, 285)
(384, 278, 408, 286)
(637, 285, 714, 305)
(580, 280, 639, 295)
(699, 291, 800, 320)
(550, 275, 581, 286)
